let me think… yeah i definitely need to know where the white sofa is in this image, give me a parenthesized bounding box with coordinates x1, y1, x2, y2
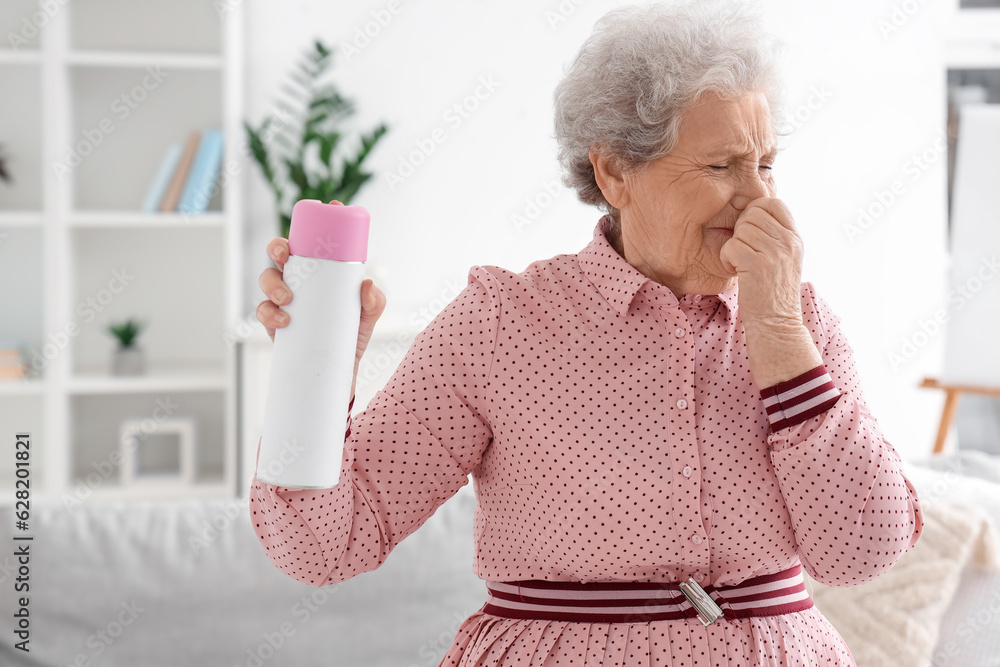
(0, 485, 483, 666)
(1, 454, 999, 666)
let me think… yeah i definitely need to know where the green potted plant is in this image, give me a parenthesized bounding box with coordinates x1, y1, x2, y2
(244, 40, 388, 239)
(107, 318, 146, 376)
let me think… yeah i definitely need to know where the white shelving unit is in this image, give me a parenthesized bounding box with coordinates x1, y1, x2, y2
(943, 2, 1000, 214)
(0, 0, 244, 502)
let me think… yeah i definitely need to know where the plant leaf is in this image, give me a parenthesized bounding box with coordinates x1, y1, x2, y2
(244, 121, 283, 203)
(319, 133, 340, 166)
(242, 38, 389, 232)
(285, 158, 309, 195)
(343, 173, 373, 203)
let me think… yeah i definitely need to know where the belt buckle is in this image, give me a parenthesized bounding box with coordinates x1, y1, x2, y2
(679, 577, 724, 626)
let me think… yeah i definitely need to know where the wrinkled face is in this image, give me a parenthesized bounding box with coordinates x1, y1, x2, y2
(615, 90, 777, 295)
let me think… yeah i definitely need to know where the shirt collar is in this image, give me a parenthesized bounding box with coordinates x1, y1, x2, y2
(577, 215, 739, 317)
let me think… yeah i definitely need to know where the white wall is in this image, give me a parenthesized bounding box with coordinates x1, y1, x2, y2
(241, 0, 951, 460)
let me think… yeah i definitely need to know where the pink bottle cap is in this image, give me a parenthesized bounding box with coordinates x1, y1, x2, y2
(288, 199, 370, 262)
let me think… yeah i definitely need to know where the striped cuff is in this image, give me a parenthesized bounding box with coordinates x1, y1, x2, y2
(345, 395, 355, 439)
(760, 365, 841, 431)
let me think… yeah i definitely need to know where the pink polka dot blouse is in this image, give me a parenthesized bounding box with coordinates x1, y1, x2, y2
(250, 215, 923, 666)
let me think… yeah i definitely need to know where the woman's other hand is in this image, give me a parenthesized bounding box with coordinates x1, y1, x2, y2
(719, 196, 804, 330)
(719, 196, 823, 388)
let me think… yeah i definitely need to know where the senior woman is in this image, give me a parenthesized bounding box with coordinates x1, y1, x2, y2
(250, 2, 922, 665)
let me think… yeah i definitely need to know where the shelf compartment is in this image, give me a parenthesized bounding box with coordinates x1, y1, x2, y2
(70, 390, 226, 490)
(0, 226, 44, 374)
(69, 226, 227, 376)
(0, 1, 42, 52)
(0, 395, 45, 495)
(67, 66, 223, 212)
(70, 0, 221, 55)
(0, 63, 42, 211)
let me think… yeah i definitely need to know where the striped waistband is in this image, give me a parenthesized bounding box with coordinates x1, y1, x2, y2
(483, 565, 812, 624)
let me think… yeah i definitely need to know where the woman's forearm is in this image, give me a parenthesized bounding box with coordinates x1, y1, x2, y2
(768, 391, 922, 586)
(744, 320, 824, 390)
(761, 286, 923, 586)
(250, 388, 480, 587)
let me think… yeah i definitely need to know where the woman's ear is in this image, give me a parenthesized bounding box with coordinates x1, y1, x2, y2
(590, 147, 629, 211)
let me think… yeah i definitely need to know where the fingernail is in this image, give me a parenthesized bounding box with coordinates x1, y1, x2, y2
(276, 287, 290, 303)
(276, 312, 288, 325)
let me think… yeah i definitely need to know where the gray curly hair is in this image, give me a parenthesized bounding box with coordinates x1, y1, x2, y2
(553, 0, 785, 228)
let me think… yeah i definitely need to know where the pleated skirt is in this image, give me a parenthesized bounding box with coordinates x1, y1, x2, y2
(439, 606, 855, 667)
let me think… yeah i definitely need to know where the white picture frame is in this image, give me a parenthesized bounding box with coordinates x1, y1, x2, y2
(119, 417, 196, 488)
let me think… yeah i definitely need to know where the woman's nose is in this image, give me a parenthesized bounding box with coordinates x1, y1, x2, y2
(731, 173, 771, 210)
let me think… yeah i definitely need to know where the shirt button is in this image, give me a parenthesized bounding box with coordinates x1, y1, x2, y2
(691, 534, 703, 545)
(682, 466, 693, 478)
(694, 572, 705, 582)
(676, 398, 688, 409)
(693, 294, 702, 302)
(674, 326, 685, 338)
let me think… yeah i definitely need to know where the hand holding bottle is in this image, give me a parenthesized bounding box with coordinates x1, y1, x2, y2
(256, 203, 386, 402)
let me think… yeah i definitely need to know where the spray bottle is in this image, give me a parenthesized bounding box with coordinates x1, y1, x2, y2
(256, 199, 369, 488)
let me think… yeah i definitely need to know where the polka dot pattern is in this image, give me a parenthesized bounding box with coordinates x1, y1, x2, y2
(250, 216, 922, 666)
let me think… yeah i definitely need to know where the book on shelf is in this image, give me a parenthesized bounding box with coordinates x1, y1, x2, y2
(158, 131, 201, 212)
(0, 342, 27, 381)
(147, 129, 226, 215)
(141, 141, 183, 213)
(178, 129, 225, 215)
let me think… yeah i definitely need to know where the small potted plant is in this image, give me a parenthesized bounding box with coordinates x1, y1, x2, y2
(107, 318, 146, 376)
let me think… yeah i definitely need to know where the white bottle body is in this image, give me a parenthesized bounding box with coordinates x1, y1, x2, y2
(256, 255, 365, 488)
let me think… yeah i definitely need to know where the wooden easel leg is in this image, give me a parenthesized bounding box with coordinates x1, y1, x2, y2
(933, 389, 962, 454)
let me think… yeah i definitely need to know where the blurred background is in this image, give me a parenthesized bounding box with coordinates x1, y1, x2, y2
(1, 0, 998, 502)
(1, 1, 1000, 665)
